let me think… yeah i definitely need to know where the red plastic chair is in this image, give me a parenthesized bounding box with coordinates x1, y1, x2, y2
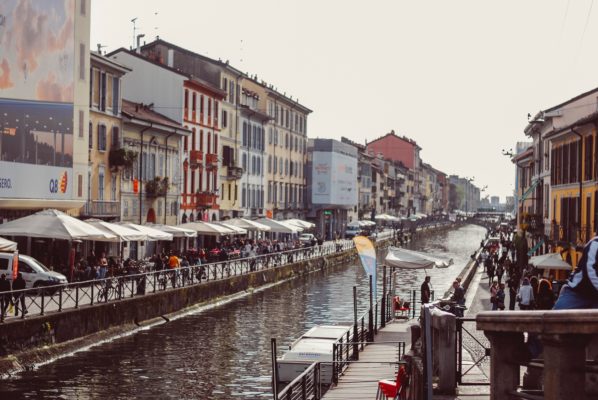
(393, 296, 410, 319)
(376, 366, 408, 400)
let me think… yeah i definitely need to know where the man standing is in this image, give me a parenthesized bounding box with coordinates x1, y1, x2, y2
(421, 276, 431, 304)
(0, 274, 11, 322)
(12, 272, 27, 318)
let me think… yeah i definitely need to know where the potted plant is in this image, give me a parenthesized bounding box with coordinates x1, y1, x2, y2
(109, 148, 138, 170)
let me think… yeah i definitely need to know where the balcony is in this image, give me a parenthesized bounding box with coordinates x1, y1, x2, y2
(189, 150, 204, 170)
(196, 191, 217, 208)
(145, 177, 169, 198)
(81, 200, 120, 218)
(521, 213, 544, 236)
(205, 153, 218, 169)
(225, 166, 243, 180)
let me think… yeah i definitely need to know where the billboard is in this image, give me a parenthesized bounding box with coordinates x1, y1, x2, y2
(312, 151, 357, 206)
(0, 0, 75, 199)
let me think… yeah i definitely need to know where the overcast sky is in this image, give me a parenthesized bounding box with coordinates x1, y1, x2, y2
(91, 0, 598, 201)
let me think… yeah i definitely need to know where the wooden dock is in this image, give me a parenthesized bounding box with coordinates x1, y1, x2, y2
(322, 320, 410, 399)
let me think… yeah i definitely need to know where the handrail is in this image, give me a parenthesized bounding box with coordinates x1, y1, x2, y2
(277, 361, 321, 400)
(2, 239, 358, 320)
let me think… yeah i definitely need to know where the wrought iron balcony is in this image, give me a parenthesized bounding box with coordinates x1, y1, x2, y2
(196, 191, 217, 208)
(189, 150, 204, 170)
(81, 200, 120, 218)
(205, 153, 218, 169)
(225, 166, 243, 180)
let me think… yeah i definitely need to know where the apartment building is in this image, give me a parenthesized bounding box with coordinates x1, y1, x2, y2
(83, 53, 130, 220)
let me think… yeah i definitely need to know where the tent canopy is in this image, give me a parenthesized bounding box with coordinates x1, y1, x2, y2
(223, 218, 271, 231)
(117, 223, 173, 241)
(85, 219, 148, 242)
(179, 221, 235, 236)
(147, 223, 197, 238)
(216, 222, 248, 235)
(0, 237, 17, 251)
(0, 209, 116, 241)
(529, 253, 572, 270)
(284, 219, 315, 229)
(385, 246, 452, 269)
(255, 218, 303, 233)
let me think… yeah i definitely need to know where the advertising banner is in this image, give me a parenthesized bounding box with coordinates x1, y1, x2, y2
(353, 235, 377, 297)
(0, 0, 75, 200)
(312, 151, 357, 206)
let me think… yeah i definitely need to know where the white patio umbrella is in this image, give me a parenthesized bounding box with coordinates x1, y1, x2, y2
(359, 220, 376, 226)
(529, 253, 572, 270)
(179, 221, 236, 236)
(147, 223, 197, 238)
(0, 236, 17, 251)
(84, 219, 148, 242)
(385, 246, 452, 269)
(284, 218, 316, 229)
(255, 218, 303, 233)
(0, 209, 116, 241)
(117, 223, 173, 241)
(224, 218, 271, 232)
(374, 214, 391, 221)
(216, 222, 248, 235)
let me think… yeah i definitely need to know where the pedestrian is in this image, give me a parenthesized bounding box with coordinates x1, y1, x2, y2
(496, 262, 504, 284)
(490, 278, 499, 310)
(486, 259, 495, 285)
(0, 274, 11, 322)
(517, 277, 534, 310)
(98, 252, 108, 279)
(420, 276, 431, 304)
(536, 279, 555, 310)
(496, 283, 506, 311)
(12, 272, 27, 318)
(450, 280, 465, 316)
(507, 273, 519, 310)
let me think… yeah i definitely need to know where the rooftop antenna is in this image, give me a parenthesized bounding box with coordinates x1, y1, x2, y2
(131, 17, 138, 49)
(97, 43, 107, 55)
(153, 11, 159, 37)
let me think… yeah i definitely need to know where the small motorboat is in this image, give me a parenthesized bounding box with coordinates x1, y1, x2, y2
(277, 325, 352, 384)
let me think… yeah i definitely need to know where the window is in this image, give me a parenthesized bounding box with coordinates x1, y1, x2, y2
(77, 174, 83, 197)
(273, 156, 278, 174)
(111, 175, 117, 201)
(269, 128, 273, 144)
(100, 72, 106, 111)
(242, 153, 247, 170)
(252, 156, 256, 175)
(222, 110, 227, 128)
(79, 43, 85, 80)
(200, 95, 204, 117)
(268, 155, 272, 173)
(113, 77, 120, 115)
(242, 122, 248, 146)
(78, 110, 84, 138)
(184, 89, 189, 119)
(199, 130, 204, 152)
(192, 93, 197, 121)
(242, 184, 246, 207)
(285, 133, 289, 148)
(98, 167, 105, 200)
(97, 124, 106, 151)
(111, 126, 119, 147)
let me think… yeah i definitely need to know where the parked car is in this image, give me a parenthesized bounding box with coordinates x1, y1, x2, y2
(299, 233, 316, 245)
(0, 252, 68, 289)
(345, 225, 363, 239)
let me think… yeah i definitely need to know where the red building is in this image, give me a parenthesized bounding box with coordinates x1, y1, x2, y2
(366, 131, 420, 170)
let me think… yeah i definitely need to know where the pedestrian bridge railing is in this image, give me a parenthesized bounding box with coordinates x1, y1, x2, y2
(476, 309, 598, 400)
(2, 240, 356, 321)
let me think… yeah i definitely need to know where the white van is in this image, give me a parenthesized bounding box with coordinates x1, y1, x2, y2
(0, 253, 68, 288)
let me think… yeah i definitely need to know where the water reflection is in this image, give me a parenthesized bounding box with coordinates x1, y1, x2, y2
(1, 225, 486, 399)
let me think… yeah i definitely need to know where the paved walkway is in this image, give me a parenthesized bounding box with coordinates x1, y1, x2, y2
(322, 320, 410, 399)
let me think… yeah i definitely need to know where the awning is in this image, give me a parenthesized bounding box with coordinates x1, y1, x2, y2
(179, 221, 236, 236)
(216, 222, 248, 235)
(255, 218, 303, 233)
(520, 179, 541, 203)
(0, 237, 17, 251)
(224, 218, 271, 231)
(529, 253, 572, 270)
(85, 219, 148, 242)
(116, 223, 173, 241)
(147, 224, 197, 238)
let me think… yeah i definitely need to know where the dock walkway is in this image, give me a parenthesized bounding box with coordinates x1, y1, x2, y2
(322, 320, 410, 399)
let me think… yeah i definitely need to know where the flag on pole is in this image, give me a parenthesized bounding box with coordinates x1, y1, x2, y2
(12, 250, 18, 280)
(353, 236, 377, 298)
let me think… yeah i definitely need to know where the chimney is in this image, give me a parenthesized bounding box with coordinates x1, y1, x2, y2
(167, 49, 174, 67)
(136, 34, 145, 53)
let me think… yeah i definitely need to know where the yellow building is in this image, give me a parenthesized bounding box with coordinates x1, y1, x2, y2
(120, 100, 190, 227)
(83, 53, 130, 220)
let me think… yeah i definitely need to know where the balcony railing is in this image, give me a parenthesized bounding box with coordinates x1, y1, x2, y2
(550, 223, 581, 244)
(196, 192, 217, 208)
(189, 150, 204, 170)
(81, 200, 120, 218)
(205, 153, 218, 169)
(225, 166, 243, 180)
(477, 310, 598, 400)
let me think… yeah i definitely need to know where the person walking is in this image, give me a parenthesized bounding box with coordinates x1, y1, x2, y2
(0, 274, 11, 322)
(507, 273, 520, 310)
(490, 278, 499, 310)
(495, 283, 506, 311)
(420, 276, 431, 304)
(536, 279, 555, 310)
(486, 259, 495, 286)
(450, 280, 465, 317)
(12, 272, 27, 318)
(517, 277, 534, 310)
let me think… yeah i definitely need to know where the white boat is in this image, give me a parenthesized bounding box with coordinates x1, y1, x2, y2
(277, 325, 352, 384)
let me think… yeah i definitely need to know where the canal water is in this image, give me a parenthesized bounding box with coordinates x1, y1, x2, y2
(1, 224, 485, 399)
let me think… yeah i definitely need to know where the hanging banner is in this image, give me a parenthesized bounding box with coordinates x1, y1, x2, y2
(353, 236, 377, 298)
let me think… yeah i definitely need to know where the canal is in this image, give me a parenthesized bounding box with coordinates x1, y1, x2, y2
(1, 224, 486, 399)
